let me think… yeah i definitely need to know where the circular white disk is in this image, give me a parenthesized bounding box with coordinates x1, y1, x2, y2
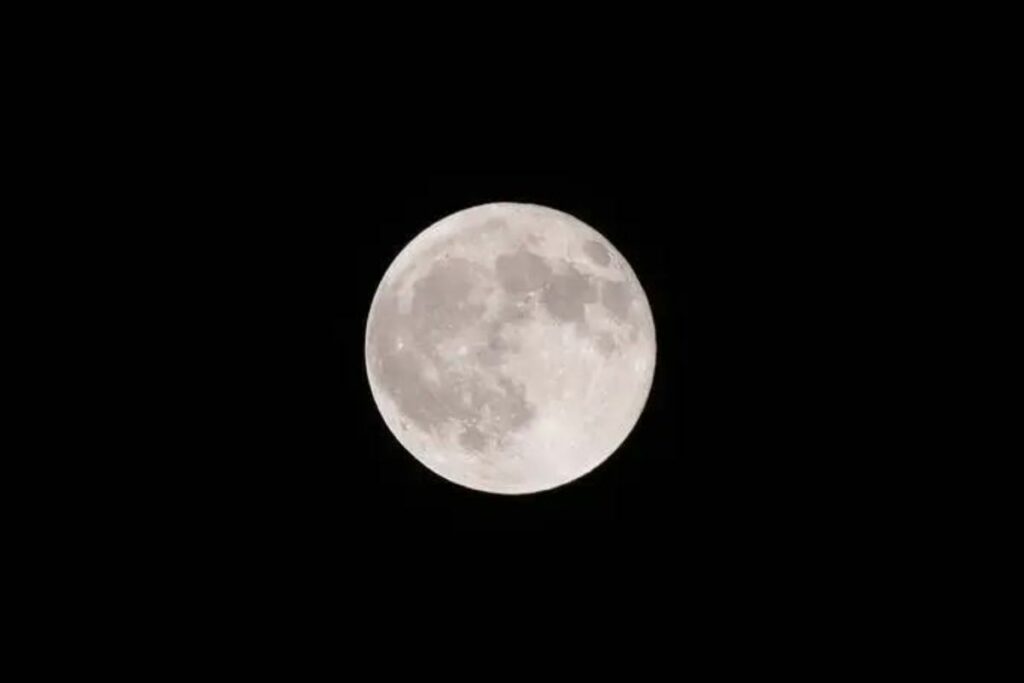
(365, 203, 656, 494)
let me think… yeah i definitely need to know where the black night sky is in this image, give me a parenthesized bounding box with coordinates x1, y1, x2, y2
(192, 169, 779, 534)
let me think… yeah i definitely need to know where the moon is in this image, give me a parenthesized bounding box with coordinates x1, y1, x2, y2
(365, 203, 656, 494)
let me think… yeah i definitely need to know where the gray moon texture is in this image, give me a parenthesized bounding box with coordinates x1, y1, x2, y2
(364, 203, 656, 494)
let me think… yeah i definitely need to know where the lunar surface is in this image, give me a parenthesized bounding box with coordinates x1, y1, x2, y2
(365, 203, 656, 494)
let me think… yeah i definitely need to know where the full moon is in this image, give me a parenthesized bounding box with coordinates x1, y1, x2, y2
(365, 203, 656, 494)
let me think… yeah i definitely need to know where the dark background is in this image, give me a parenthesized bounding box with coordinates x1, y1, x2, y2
(206, 173, 699, 522)
(29, 14, 951, 659)
(88, 161, 849, 639)
(102, 56, 871, 593)
(146, 162, 849, 611)
(87, 30, 864, 547)
(182, 168, 793, 539)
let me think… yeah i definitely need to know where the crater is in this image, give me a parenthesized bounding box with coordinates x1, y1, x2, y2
(373, 347, 448, 430)
(495, 248, 552, 295)
(596, 332, 617, 356)
(583, 240, 611, 266)
(459, 425, 488, 452)
(476, 330, 514, 366)
(366, 292, 402, 361)
(491, 377, 535, 432)
(369, 284, 536, 443)
(374, 348, 536, 440)
(601, 279, 635, 321)
(541, 265, 598, 324)
(410, 257, 486, 336)
(479, 218, 508, 234)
